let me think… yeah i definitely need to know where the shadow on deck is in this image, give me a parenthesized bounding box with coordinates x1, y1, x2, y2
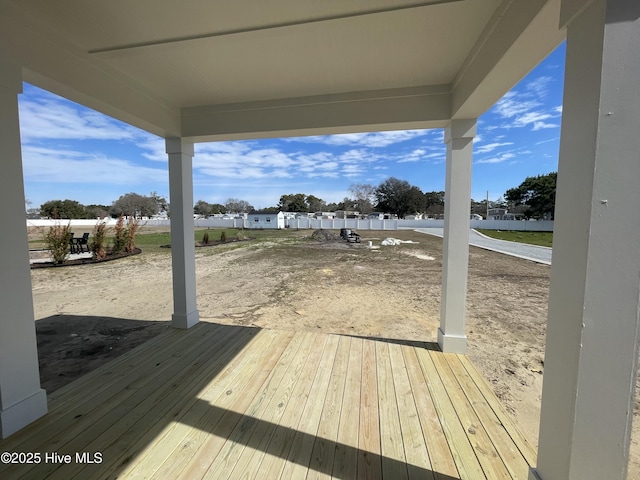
(0, 322, 536, 479)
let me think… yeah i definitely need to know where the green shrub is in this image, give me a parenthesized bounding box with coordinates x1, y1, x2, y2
(202, 231, 210, 244)
(112, 215, 127, 254)
(91, 221, 109, 260)
(220, 231, 227, 243)
(45, 223, 72, 264)
(125, 217, 139, 253)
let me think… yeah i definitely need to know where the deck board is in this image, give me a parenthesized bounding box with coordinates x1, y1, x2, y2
(307, 335, 351, 479)
(388, 343, 433, 480)
(430, 352, 512, 480)
(255, 333, 328, 478)
(402, 344, 459, 478)
(357, 339, 383, 480)
(120, 328, 283, 479)
(331, 336, 363, 480)
(376, 341, 409, 480)
(280, 334, 340, 480)
(414, 344, 487, 479)
(229, 332, 318, 479)
(0, 323, 536, 479)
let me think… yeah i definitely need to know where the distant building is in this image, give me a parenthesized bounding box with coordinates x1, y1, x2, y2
(334, 210, 360, 219)
(313, 211, 335, 219)
(248, 211, 285, 229)
(487, 208, 520, 220)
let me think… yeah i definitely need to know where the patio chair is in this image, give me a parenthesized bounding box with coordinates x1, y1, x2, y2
(69, 233, 79, 254)
(77, 233, 90, 253)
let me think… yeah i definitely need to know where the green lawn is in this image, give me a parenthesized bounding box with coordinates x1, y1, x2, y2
(29, 227, 307, 255)
(134, 228, 308, 254)
(475, 229, 554, 247)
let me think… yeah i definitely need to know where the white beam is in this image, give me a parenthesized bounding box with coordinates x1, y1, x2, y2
(181, 86, 451, 142)
(166, 138, 199, 329)
(533, 1, 640, 479)
(0, 50, 47, 438)
(452, 0, 564, 120)
(0, 2, 180, 138)
(438, 119, 476, 354)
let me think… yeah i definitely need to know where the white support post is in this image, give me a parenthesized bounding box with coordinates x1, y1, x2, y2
(532, 1, 640, 479)
(166, 138, 199, 329)
(0, 52, 47, 438)
(438, 119, 476, 354)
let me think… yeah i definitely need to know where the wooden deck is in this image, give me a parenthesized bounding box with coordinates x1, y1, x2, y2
(0, 322, 536, 479)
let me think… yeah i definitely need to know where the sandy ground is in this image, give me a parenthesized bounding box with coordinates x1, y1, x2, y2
(29, 228, 640, 478)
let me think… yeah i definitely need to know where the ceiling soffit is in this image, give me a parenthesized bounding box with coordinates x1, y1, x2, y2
(0, 0, 564, 139)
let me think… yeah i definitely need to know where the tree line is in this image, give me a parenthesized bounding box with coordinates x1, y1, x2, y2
(505, 172, 556, 220)
(31, 172, 556, 220)
(194, 172, 556, 220)
(33, 192, 168, 220)
(191, 181, 449, 219)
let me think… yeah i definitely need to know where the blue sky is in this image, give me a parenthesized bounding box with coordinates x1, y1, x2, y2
(20, 43, 565, 210)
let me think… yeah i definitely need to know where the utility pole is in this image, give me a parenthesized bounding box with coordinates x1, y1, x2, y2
(486, 190, 489, 219)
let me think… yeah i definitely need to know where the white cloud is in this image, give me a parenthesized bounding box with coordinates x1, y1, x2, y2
(490, 80, 562, 132)
(395, 148, 425, 163)
(339, 149, 374, 162)
(190, 142, 384, 181)
(527, 76, 553, 97)
(475, 153, 516, 165)
(397, 149, 444, 163)
(136, 136, 169, 162)
(532, 121, 559, 131)
(475, 142, 514, 154)
(535, 137, 559, 145)
(513, 112, 554, 128)
(493, 92, 541, 119)
(284, 129, 429, 148)
(22, 145, 167, 184)
(19, 94, 140, 143)
(193, 142, 296, 179)
(342, 162, 367, 177)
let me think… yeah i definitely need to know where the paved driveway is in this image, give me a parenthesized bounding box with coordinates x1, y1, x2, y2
(414, 228, 552, 265)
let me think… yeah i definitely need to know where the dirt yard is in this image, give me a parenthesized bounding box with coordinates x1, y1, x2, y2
(29, 228, 640, 478)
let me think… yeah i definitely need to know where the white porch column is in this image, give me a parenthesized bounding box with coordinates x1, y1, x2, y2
(166, 138, 199, 329)
(438, 119, 476, 354)
(0, 52, 47, 438)
(532, 1, 640, 479)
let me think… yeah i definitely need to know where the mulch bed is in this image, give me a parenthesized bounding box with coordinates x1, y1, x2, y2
(30, 248, 142, 269)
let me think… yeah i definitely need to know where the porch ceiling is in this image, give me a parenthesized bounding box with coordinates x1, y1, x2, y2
(0, 0, 564, 139)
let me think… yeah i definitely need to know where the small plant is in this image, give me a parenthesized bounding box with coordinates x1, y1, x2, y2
(112, 215, 127, 254)
(125, 217, 139, 253)
(220, 231, 227, 243)
(91, 221, 109, 260)
(202, 231, 210, 245)
(44, 223, 72, 264)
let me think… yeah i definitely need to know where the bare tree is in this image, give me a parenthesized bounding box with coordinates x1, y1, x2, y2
(224, 198, 253, 213)
(348, 183, 376, 214)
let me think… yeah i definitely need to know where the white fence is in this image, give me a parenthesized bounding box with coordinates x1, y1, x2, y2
(28, 218, 554, 231)
(195, 218, 553, 231)
(27, 219, 121, 227)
